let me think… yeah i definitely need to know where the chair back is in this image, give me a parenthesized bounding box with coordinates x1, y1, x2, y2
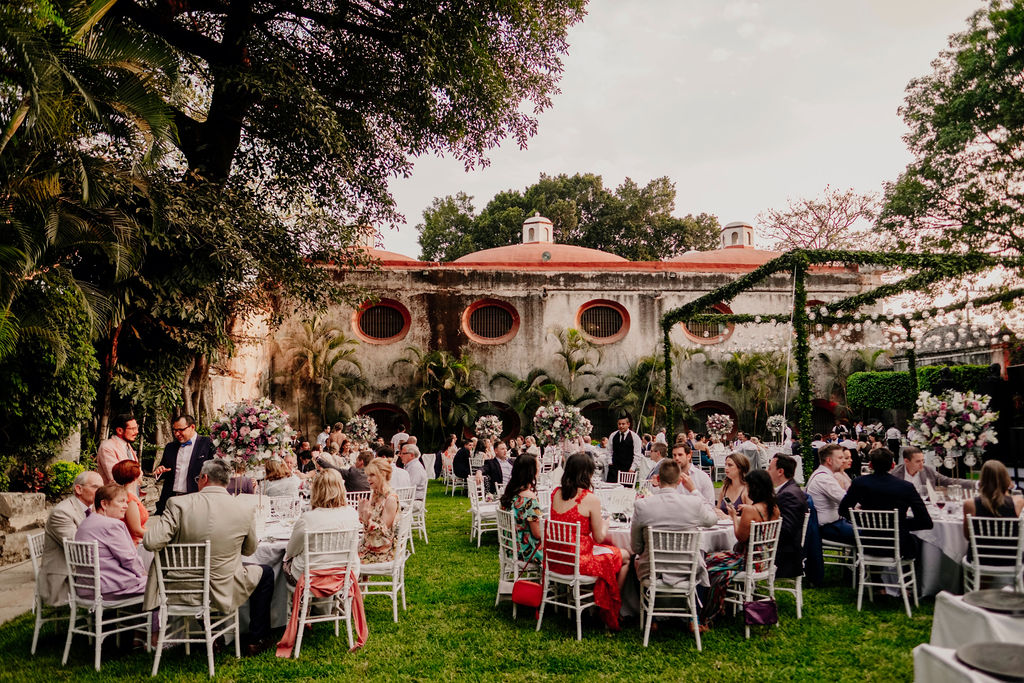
(470, 455, 484, 473)
(496, 509, 519, 580)
(63, 539, 101, 606)
(153, 541, 211, 614)
(346, 490, 372, 508)
(441, 453, 454, 474)
(302, 529, 359, 595)
(617, 470, 638, 488)
(393, 486, 415, 510)
(646, 528, 701, 588)
(393, 511, 413, 566)
(850, 509, 900, 560)
(28, 531, 45, 578)
(542, 519, 582, 577)
(268, 495, 302, 521)
(636, 458, 653, 481)
(966, 514, 1024, 569)
(468, 476, 486, 510)
(745, 518, 782, 575)
(800, 510, 811, 545)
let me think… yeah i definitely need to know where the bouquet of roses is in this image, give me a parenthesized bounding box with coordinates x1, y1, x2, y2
(766, 414, 787, 437)
(706, 413, 734, 439)
(475, 415, 503, 441)
(533, 402, 593, 446)
(346, 414, 378, 445)
(909, 390, 998, 468)
(211, 398, 294, 465)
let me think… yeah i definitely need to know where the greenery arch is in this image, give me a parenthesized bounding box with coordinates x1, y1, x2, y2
(661, 249, 1024, 472)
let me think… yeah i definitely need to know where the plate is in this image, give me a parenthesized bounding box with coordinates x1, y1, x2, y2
(716, 519, 735, 527)
(963, 590, 1024, 615)
(955, 642, 1024, 681)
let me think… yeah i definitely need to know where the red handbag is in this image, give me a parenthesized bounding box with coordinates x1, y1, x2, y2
(511, 580, 542, 608)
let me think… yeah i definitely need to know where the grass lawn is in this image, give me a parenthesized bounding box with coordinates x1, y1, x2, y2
(0, 481, 932, 682)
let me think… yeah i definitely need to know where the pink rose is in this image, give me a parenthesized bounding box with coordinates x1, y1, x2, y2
(220, 430, 228, 438)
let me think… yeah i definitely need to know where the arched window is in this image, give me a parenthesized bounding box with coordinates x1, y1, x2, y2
(463, 299, 520, 344)
(353, 299, 410, 344)
(681, 303, 734, 344)
(576, 300, 629, 343)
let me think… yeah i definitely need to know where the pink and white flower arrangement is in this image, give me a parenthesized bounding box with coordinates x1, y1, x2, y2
(909, 390, 998, 469)
(533, 402, 593, 445)
(346, 414, 377, 445)
(766, 414, 787, 437)
(210, 397, 294, 465)
(706, 413, 734, 439)
(475, 415, 503, 441)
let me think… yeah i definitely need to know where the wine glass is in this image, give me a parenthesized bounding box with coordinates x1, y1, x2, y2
(934, 491, 946, 513)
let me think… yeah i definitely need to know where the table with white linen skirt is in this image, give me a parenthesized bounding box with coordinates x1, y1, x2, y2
(912, 513, 967, 597)
(930, 591, 1024, 648)
(606, 521, 738, 556)
(239, 522, 294, 632)
(913, 644, 1003, 683)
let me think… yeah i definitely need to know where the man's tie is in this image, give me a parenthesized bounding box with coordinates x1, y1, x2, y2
(181, 440, 193, 447)
(85, 507, 92, 517)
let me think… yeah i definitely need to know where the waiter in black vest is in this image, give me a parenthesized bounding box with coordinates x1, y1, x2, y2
(606, 416, 641, 485)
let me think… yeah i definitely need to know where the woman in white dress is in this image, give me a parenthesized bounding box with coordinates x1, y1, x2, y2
(284, 469, 360, 583)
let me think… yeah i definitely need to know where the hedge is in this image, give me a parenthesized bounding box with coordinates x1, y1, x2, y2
(848, 365, 991, 411)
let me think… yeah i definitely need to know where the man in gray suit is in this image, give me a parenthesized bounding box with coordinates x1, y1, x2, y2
(891, 446, 974, 499)
(144, 459, 275, 655)
(37, 471, 103, 606)
(630, 460, 718, 586)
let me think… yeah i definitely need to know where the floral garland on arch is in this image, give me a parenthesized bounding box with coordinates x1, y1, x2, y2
(766, 414, 787, 438)
(475, 415, 503, 441)
(706, 413, 734, 440)
(533, 402, 592, 446)
(346, 414, 377, 445)
(210, 398, 294, 465)
(908, 390, 998, 469)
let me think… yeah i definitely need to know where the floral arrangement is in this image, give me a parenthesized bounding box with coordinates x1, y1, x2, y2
(533, 402, 593, 445)
(346, 414, 378, 445)
(706, 413, 734, 439)
(475, 415, 503, 441)
(908, 390, 998, 468)
(210, 397, 295, 465)
(766, 414, 787, 437)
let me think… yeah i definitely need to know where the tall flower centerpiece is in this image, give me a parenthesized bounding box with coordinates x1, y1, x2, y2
(533, 402, 593, 446)
(909, 390, 998, 471)
(706, 413, 734, 440)
(210, 398, 295, 466)
(475, 415, 503, 442)
(766, 414, 787, 442)
(346, 414, 378, 446)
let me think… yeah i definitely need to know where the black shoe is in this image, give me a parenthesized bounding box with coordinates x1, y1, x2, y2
(245, 638, 274, 657)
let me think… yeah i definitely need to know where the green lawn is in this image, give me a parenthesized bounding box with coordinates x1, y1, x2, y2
(0, 482, 932, 681)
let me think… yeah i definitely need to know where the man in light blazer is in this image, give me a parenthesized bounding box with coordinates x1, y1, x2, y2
(153, 414, 216, 515)
(891, 446, 974, 500)
(38, 471, 103, 606)
(144, 458, 275, 655)
(96, 413, 139, 491)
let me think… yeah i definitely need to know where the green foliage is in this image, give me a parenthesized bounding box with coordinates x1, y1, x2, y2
(710, 351, 793, 431)
(391, 346, 484, 448)
(0, 272, 98, 461)
(847, 372, 916, 411)
(489, 368, 567, 433)
(880, 0, 1024, 254)
(45, 460, 83, 498)
(917, 365, 990, 394)
(417, 173, 721, 261)
(606, 354, 693, 433)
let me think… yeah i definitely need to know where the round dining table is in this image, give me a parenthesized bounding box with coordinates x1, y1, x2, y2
(912, 507, 968, 597)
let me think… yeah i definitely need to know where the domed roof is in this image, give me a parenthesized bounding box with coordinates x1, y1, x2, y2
(353, 245, 419, 264)
(452, 242, 628, 265)
(668, 247, 784, 270)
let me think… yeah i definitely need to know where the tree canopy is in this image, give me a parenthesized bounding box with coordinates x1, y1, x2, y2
(417, 173, 721, 261)
(757, 186, 879, 251)
(880, 0, 1024, 254)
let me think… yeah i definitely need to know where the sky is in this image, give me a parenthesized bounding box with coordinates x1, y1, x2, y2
(383, 0, 984, 259)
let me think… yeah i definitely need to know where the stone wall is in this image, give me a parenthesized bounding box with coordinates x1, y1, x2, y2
(0, 492, 47, 564)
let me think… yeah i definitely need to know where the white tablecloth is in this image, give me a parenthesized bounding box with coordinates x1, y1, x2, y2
(239, 533, 290, 631)
(421, 452, 436, 478)
(606, 523, 737, 555)
(913, 645, 1003, 683)
(914, 516, 967, 597)
(931, 591, 1024, 648)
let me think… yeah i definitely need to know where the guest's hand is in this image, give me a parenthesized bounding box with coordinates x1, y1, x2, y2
(679, 472, 696, 492)
(153, 466, 170, 477)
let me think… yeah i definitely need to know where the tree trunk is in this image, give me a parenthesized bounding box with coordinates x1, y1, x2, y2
(96, 322, 123, 441)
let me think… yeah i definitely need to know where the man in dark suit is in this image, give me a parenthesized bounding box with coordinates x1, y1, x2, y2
(479, 441, 513, 494)
(153, 414, 216, 514)
(340, 450, 371, 492)
(452, 438, 473, 481)
(767, 453, 808, 579)
(839, 448, 933, 558)
(606, 416, 641, 484)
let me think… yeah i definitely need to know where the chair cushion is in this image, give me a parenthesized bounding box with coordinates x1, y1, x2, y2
(360, 562, 398, 575)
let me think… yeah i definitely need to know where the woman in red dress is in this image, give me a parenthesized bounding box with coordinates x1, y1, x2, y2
(548, 452, 629, 630)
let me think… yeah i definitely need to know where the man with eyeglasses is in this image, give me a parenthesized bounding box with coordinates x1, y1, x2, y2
(153, 414, 215, 514)
(38, 470, 103, 606)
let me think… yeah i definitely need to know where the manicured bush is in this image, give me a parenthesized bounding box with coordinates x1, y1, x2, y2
(847, 371, 915, 410)
(916, 364, 989, 394)
(45, 461, 85, 498)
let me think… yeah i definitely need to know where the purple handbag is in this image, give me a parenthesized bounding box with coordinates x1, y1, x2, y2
(743, 599, 778, 626)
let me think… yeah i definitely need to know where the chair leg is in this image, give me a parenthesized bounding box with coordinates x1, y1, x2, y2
(62, 605, 75, 666)
(536, 579, 549, 632)
(795, 578, 803, 619)
(31, 597, 43, 656)
(233, 611, 241, 659)
(574, 583, 582, 642)
(690, 593, 702, 651)
(857, 564, 865, 611)
(93, 607, 103, 672)
(900, 569, 913, 618)
(642, 589, 654, 647)
(151, 610, 167, 677)
(204, 615, 215, 677)
(294, 593, 307, 659)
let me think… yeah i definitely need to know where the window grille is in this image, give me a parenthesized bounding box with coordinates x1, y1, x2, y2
(580, 305, 624, 338)
(684, 307, 725, 340)
(469, 305, 514, 339)
(359, 305, 405, 339)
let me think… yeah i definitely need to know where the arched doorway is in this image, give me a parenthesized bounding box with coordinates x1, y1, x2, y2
(581, 401, 616, 441)
(691, 401, 738, 440)
(357, 403, 410, 446)
(474, 401, 522, 440)
(812, 398, 838, 437)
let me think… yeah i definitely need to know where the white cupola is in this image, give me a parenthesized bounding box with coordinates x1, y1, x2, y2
(522, 213, 554, 244)
(721, 221, 755, 249)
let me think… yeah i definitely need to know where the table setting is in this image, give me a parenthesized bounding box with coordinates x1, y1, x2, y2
(913, 484, 974, 596)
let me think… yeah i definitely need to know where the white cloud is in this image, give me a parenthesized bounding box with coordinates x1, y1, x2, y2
(722, 1, 761, 21)
(709, 47, 734, 62)
(737, 21, 758, 38)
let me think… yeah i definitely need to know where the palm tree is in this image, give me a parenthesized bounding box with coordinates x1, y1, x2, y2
(391, 346, 484, 445)
(605, 354, 692, 433)
(815, 348, 892, 417)
(489, 367, 570, 431)
(548, 326, 601, 402)
(711, 351, 793, 432)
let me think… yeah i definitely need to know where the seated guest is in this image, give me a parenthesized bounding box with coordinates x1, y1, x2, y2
(715, 453, 750, 517)
(479, 441, 514, 495)
(399, 444, 428, 505)
(112, 459, 148, 545)
(672, 443, 715, 506)
(892, 446, 974, 499)
(226, 459, 257, 495)
(144, 459, 276, 655)
(380, 446, 412, 489)
(549, 453, 629, 630)
(38, 471, 103, 606)
(645, 442, 668, 481)
(693, 435, 714, 468)
(452, 439, 473, 481)
(703, 470, 781, 625)
(806, 444, 854, 545)
(261, 458, 301, 498)
(499, 453, 543, 563)
(296, 450, 316, 474)
(834, 447, 853, 490)
(340, 450, 372, 493)
(73, 483, 147, 598)
(963, 460, 1024, 537)
(767, 454, 808, 579)
(284, 469, 360, 583)
(631, 459, 717, 585)
(358, 458, 400, 563)
(839, 448, 933, 559)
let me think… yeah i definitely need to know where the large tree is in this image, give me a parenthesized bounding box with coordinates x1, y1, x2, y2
(880, 0, 1024, 254)
(757, 186, 879, 251)
(417, 173, 720, 261)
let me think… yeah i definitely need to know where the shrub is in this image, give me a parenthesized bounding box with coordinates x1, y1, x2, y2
(9, 464, 48, 493)
(847, 371, 915, 410)
(46, 461, 85, 498)
(916, 365, 989, 394)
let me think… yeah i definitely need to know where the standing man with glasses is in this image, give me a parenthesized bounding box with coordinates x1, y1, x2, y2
(153, 414, 215, 514)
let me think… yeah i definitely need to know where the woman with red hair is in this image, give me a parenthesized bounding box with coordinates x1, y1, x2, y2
(112, 459, 148, 545)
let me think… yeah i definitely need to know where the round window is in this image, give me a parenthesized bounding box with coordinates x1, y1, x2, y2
(463, 299, 519, 344)
(576, 300, 629, 343)
(681, 304, 734, 344)
(354, 299, 410, 343)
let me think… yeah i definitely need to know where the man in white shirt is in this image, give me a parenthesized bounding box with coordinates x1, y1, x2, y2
(390, 427, 411, 453)
(399, 444, 428, 504)
(96, 413, 139, 490)
(736, 432, 763, 470)
(672, 443, 715, 506)
(810, 433, 827, 451)
(654, 428, 667, 445)
(316, 425, 330, 448)
(805, 444, 855, 545)
(885, 425, 902, 454)
(606, 417, 642, 484)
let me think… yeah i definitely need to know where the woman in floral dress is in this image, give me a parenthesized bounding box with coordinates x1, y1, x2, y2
(358, 458, 400, 562)
(499, 453, 543, 563)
